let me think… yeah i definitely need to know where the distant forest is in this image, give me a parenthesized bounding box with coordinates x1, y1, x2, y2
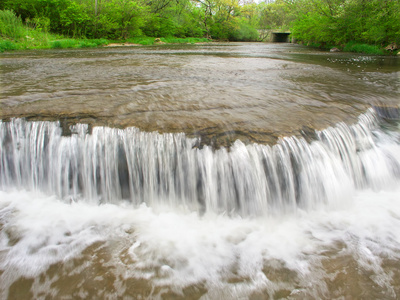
(1, 0, 399, 45)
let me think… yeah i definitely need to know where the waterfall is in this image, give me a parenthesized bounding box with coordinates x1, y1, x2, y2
(1, 108, 399, 216)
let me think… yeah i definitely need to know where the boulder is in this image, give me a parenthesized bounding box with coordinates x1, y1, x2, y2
(330, 47, 340, 52)
(385, 43, 399, 52)
(154, 38, 165, 44)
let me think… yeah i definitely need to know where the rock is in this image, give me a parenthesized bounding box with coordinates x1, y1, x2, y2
(154, 38, 165, 44)
(301, 125, 318, 143)
(385, 42, 399, 52)
(372, 104, 400, 121)
(330, 47, 340, 52)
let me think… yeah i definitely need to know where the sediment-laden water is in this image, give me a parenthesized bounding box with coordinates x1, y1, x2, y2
(1, 43, 399, 145)
(1, 43, 400, 299)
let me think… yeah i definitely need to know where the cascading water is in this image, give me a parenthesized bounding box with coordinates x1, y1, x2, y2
(1, 108, 399, 216)
(1, 108, 400, 299)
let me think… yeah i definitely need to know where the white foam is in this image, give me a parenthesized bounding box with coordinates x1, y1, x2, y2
(1, 110, 400, 297)
(1, 186, 400, 298)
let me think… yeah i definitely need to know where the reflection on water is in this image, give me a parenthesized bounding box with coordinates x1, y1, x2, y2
(1, 43, 399, 146)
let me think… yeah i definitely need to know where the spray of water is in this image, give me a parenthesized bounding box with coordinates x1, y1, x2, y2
(1, 108, 398, 215)
(1, 108, 400, 298)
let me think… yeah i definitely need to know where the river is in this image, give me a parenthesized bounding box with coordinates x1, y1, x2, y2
(1, 42, 400, 299)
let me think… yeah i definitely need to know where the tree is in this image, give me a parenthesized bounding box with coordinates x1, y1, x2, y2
(289, 0, 400, 46)
(93, 0, 147, 38)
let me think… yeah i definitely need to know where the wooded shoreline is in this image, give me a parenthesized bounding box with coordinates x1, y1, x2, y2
(1, 0, 399, 55)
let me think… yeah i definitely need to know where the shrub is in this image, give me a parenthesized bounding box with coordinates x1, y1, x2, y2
(344, 41, 384, 55)
(50, 38, 108, 49)
(127, 36, 155, 45)
(50, 39, 77, 49)
(0, 10, 25, 39)
(0, 40, 18, 51)
(230, 20, 259, 42)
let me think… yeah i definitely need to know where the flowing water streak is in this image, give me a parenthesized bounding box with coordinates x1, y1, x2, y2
(1, 108, 399, 216)
(1, 109, 400, 299)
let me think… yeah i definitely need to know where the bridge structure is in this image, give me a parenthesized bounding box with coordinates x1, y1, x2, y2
(271, 32, 291, 43)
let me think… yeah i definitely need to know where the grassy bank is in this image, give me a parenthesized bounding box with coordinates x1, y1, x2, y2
(302, 40, 394, 55)
(0, 9, 104, 52)
(0, 10, 210, 52)
(0, 35, 109, 52)
(126, 36, 210, 45)
(1, 35, 211, 52)
(343, 41, 385, 55)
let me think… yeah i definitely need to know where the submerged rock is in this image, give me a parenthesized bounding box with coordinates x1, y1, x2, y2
(372, 104, 399, 121)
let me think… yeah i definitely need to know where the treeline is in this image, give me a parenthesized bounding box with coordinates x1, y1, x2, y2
(0, 0, 271, 41)
(1, 0, 399, 47)
(289, 0, 400, 47)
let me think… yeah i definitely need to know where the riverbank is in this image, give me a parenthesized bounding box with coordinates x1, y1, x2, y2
(0, 10, 211, 52)
(300, 40, 399, 55)
(1, 9, 395, 55)
(0, 34, 211, 52)
(2, 32, 398, 55)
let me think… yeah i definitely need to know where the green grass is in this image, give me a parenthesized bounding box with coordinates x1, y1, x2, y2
(0, 9, 209, 52)
(300, 40, 388, 55)
(126, 36, 156, 45)
(343, 41, 385, 55)
(160, 37, 210, 44)
(0, 8, 110, 51)
(0, 10, 25, 39)
(0, 40, 18, 51)
(50, 38, 108, 49)
(50, 39, 77, 49)
(126, 36, 210, 46)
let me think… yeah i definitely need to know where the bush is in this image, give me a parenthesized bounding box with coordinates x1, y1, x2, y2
(161, 37, 209, 44)
(127, 36, 155, 45)
(50, 39, 77, 48)
(50, 38, 108, 49)
(230, 20, 259, 42)
(343, 42, 384, 55)
(0, 40, 18, 51)
(0, 10, 25, 39)
(142, 15, 176, 38)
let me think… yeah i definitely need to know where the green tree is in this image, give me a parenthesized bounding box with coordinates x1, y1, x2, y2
(289, 0, 400, 46)
(4, 0, 89, 36)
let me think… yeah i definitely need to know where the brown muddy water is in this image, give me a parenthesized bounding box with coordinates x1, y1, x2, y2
(1, 42, 398, 145)
(1, 43, 400, 299)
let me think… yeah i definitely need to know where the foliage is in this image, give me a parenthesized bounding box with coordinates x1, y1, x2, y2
(290, 0, 400, 48)
(160, 37, 210, 44)
(142, 14, 177, 37)
(343, 41, 384, 55)
(4, 0, 90, 36)
(1, 0, 399, 51)
(230, 18, 259, 42)
(125, 36, 209, 45)
(50, 38, 108, 48)
(94, 0, 146, 39)
(0, 40, 18, 52)
(2, 0, 263, 42)
(127, 36, 156, 45)
(0, 10, 25, 39)
(258, 0, 292, 31)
